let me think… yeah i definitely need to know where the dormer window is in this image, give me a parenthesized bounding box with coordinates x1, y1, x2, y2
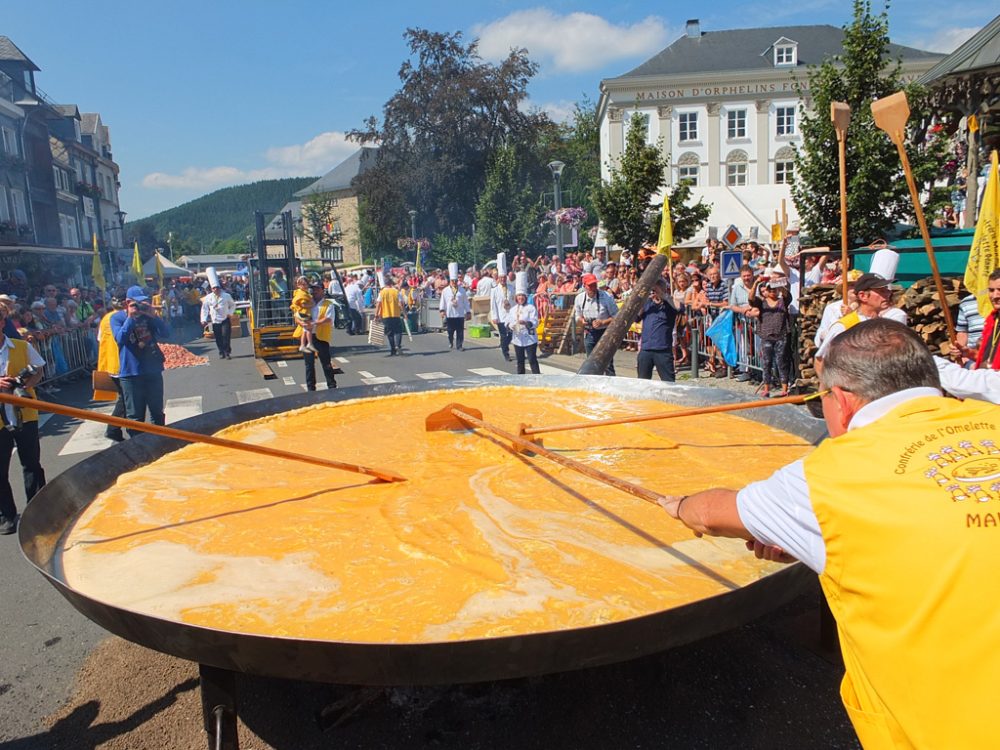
(773, 38, 797, 67)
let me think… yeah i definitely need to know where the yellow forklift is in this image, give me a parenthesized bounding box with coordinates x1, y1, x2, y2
(247, 210, 301, 373)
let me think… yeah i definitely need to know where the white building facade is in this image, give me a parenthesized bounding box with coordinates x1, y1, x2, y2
(597, 20, 942, 241)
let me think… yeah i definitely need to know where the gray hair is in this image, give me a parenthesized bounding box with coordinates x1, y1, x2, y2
(819, 319, 940, 402)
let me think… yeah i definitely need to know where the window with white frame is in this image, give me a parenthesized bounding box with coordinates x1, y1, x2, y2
(678, 165, 699, 185)
(727, 163, 747, 186)
(59, 214, 80, 247)
(775, 45, 796, 66)
(11, 189, 27, 225)
(727, 109, 747, 139)
(775, 160, 795, 184)
(1, 126, 18, 156)
(0, 186, 9, 222)
(678, 112, 698, 142)
(776, 106, 796, 136)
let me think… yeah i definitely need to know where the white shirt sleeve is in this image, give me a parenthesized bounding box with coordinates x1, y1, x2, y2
(736, 459, 826, 573)
(935, 356, 1000, 404)
(815, 321, 846, 359)
(26, 342, 46, 368)
(881, 307, 908, 325)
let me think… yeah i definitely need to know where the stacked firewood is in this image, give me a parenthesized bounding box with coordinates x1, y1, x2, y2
(795, 277, 965, 392)
(901, 276, 964, 356)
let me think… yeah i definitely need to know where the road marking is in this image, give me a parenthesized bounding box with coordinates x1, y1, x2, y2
(539, 364, 572, 375)
(300, 383, 330, 391)
(357, 370, 374, 378)
(39, 413, 52, 429)
(282, 376, 296, 386)
(166, 396, 202, 425)
(416, 372, 452, 380)
(58, 405, 116, 456)
(335, 357, 349, 363)
(361, 376, 396, 385)
(236, 388, 273, 404)
(276, 361, 288, 368)
(468, 367, 506, 376)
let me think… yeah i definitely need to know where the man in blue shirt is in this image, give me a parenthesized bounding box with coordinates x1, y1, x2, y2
(636, 277, 679, 381)
(111, 286, 170, 436)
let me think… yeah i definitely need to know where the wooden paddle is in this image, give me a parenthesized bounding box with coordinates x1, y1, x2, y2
(518, 391, 826, 441)
(425, 403, 669, 508)
(831, 101, 852, 301)
(871, 91, 957, 345)
(0, 392, 405, 483)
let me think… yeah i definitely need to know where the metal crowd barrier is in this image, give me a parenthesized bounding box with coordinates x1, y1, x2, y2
(686, 308, 766, 377)
(27, 326, 97, 385)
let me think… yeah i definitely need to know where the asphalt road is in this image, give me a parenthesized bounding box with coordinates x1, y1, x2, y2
(0, 320, 858, 748)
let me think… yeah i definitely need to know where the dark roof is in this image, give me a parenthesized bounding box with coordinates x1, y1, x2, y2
(919, 14, 1000, 83)
(80, 113, 99, 133)
(54, 104, 80, 119)
(609, 25, 941, 81)
(293, 147, 376, 197)
(265, 201, 301, 236)
(0, 36, 39, 71)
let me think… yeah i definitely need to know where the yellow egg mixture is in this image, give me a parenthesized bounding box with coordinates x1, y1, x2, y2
(59, 387, 811, 643)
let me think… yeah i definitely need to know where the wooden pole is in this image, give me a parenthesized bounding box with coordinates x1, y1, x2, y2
(440, 405, 669, 508)
(0, 392, 405, 483)
(831, 102, 852, 301)
(871, 92, 957, 345)
(520, 392, 824, 438)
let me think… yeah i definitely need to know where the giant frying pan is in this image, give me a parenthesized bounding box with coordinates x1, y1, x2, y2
(20, 376, 825, 686)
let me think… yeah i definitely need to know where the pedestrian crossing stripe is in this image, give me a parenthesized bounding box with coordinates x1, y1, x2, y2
(282, 376, 296, 386)
(57, 397, 203, 457)
(335, 357, 349, 363)
(276, 360, 288, 368)
(468, 367, 506, 376)
(299, 383, 330, 391)
(357, 370, 374, 378)
(416, 372, 451, 380)
(361, 376, 396, 385)
(236, 388, 273, 404)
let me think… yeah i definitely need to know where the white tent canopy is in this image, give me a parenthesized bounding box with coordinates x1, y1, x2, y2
(142, 251, 188, 278)
(667, 184, 800, 247)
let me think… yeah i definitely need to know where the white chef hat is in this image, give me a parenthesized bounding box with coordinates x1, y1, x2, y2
(869, 248, 899, 282)
(448, 262, 459, 281)
(515, 271, 529, 296)
(206, 267, 221, 289)
(496, 252, 507, 276)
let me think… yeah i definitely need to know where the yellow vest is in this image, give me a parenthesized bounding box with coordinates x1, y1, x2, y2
(5, 338, 38, 422)
(93, 311, 121, 401)
(803, 396, 1000, 749)
(292, 300, 334, 344)
(837, 310, 861, 331)
(378, 287, 401, 319)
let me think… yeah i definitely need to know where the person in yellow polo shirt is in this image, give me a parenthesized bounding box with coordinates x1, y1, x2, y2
(295, 282, 337, 391)
(0, 302, 46, 535)
(659, 319, 1000, 749)
(375, 275, 403, 356)
(93, 296, 127, 442)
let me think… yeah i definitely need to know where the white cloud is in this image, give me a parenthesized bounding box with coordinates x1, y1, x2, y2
(522, 98, 577, 123)
(905, 26, 979, 54)
(474, 10, 672, 73)
(141, 131, 358, 190)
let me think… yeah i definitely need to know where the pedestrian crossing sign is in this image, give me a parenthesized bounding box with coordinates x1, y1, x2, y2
(721, 250, 743, 279)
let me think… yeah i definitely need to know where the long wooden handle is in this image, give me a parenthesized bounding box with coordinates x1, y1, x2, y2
(450, 408, 666, 507)
(522, 393, 816, 437)
(0, 392, 405, 483)
(889, 138, 957, 345)
(837, 138, 849, 301)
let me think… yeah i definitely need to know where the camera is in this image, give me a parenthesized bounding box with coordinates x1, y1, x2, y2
(11, 365, 40, 399)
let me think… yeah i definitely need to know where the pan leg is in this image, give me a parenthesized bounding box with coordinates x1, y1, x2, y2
(200, 664, 238, 750)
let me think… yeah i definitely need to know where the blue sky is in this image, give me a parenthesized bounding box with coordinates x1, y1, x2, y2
(4, 1, 996, 220)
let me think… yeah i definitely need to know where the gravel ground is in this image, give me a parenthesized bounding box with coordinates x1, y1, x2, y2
(15, 592, 858, 750)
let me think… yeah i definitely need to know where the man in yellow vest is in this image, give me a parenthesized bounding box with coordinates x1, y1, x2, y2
(375, 275, 403, 356)
(295, 282, 337, 391)
(659, 319, 1000, 749)
(93, 296, 127, 442)
(0, 302, 46, 535)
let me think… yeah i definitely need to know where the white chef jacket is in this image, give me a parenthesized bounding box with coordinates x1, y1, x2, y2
(439, 285, 470, 318)
(490, 283, 513, 324)
(504, 303, 539, 347)
(200, 291, 236, 325)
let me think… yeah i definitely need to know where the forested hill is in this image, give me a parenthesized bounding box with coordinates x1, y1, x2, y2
(126, 177, 316, 251)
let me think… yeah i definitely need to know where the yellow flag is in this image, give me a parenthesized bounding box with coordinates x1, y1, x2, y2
(132, 240, 143, 280)
(964, 150, 999, 317)
(155, 252, 165, 289)
(656, 193, 673, 254)
(91, 233, 106, 291)
(771, 223, 783, 242)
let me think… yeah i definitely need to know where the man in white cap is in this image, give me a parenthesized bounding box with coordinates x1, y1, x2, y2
(439, 262, 470, 351)
(199, 268, 236, 359)
(505, 272, 540, 374)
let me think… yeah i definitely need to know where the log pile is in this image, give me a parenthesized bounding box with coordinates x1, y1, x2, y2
(795, 277, 965, 392)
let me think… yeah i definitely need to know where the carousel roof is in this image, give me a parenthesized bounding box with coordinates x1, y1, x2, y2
(919, 14, 1000, 83)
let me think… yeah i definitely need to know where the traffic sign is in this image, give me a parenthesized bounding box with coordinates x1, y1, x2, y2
(721, 224, 743, 248)
(721, 250, 743, 279)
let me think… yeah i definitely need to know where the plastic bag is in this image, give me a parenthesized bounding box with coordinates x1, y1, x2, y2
(705, 309, 738, 367)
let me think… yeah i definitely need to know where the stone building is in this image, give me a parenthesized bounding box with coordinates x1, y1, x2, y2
(597, 20, 942, 240)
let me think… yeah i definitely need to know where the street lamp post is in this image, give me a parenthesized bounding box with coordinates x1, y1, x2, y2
(548, 161, 565, 262)
(408, 209, 419, 272)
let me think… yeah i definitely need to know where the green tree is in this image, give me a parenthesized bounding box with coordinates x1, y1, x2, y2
(300, 193, 344, 258)
(792, 0, 948, 245)
(349, 29, 548, 248)
(546, 98, 602, 249)
(474, 145, 544, 255)
(593, 114, 710, 251)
